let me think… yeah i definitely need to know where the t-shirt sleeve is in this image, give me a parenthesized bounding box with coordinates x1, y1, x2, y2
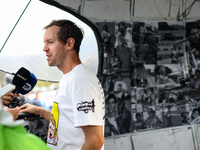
(70, 77, 104, 127)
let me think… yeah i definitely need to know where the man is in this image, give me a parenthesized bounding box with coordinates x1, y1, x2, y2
(139, 22, 147, 46)
(114, 22, 134, 48)
(2, 20, 105, 150)
(188, 27, 200, 51)
(144, 108, 162, 129)
(104, 93, 118, 137)
(101, 24, 111, 42)
(186, 23, 200, 69)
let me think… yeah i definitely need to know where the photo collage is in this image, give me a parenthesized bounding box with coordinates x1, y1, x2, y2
(96, 20, 200, 137)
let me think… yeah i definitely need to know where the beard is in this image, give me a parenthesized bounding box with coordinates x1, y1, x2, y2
(48, 50, 66, 67)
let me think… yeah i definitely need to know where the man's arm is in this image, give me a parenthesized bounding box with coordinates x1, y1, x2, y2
(20, 103, 51, 122)
(81, 125, 104, 150)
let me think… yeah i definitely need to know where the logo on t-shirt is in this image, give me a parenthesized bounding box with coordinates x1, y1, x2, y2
(77, 99, 95, 113)
(47, 102, 59, 146)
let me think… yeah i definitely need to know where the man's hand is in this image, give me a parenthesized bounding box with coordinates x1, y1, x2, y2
(20, 103, 51, 121)
(20, 103, 41, 115)
(1, 93, 19, 106)
(4, 106, 21, 120)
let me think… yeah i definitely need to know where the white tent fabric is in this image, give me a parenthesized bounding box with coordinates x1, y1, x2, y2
(53, 0, 200, 22)
(0, 0, 99, 82)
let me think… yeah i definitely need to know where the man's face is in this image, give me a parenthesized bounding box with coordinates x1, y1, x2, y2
(43, 26, 66, 67)
(110, 56, 121, 70)
(136, 115, 142, 121)
(107, 98, 116, 112)
(148, 111, 155, 117)
(117, 84, 122, 91)
(159, 67, 166, 75)
(193, 110, 200, 119)
(103, 25, 108, 31)
(147, 89, 152, 96)
(118, 24, 126, 33)
(189, 28, 200, 45)
(169, 92, 177, 101)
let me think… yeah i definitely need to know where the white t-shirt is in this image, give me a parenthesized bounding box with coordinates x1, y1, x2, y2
(47, 64, 105, 150)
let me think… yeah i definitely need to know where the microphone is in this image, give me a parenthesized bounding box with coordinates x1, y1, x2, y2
(10, 67, 41, 119)
(8, 67, 37, 108)
(12, 67, 37, 95)
(16, 73, 37, 95)
(12, 67, 30, 89)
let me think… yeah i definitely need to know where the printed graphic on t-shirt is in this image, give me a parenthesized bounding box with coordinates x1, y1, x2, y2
(77, 99, 95, 114)
(47, 102, 59, 146)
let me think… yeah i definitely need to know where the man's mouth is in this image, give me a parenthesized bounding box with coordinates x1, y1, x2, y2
(46, 54, 51, 61)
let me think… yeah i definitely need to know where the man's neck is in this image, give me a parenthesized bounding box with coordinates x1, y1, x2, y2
(58, 49, 82, 74)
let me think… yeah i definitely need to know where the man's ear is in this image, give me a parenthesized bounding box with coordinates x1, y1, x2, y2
(66, 37, 75, 50)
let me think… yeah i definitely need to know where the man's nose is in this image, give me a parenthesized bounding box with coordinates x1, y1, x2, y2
(43, 44, 48, 51)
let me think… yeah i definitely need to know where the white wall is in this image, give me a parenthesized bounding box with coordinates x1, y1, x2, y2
(105, 124, 200, 150)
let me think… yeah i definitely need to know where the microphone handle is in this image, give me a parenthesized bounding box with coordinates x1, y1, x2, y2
(8, 97, 20, 108)
(8, 87, 20, 108)
(12, 87, 19, 94)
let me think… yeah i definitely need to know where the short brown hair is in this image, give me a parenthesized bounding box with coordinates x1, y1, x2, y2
(44, 19, 84, 54)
